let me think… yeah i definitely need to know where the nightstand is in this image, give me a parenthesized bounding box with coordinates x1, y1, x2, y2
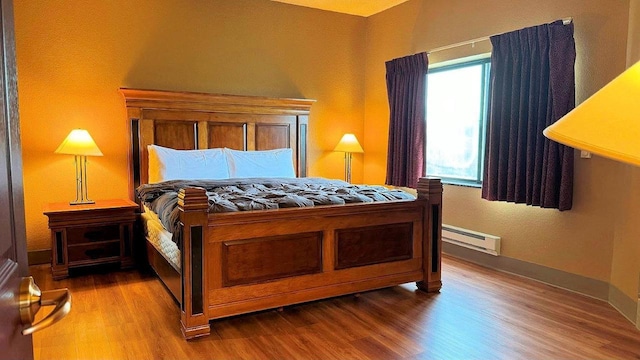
(43, 199, 139, 280)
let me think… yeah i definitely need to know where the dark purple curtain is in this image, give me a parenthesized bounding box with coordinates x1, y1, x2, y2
(385, 52, 428, 188)
(482, 21, 575, 210)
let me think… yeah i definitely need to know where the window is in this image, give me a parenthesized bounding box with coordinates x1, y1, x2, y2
(426, 57, 490, 186)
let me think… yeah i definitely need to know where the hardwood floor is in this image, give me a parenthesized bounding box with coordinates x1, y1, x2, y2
(30, 255, 640, 359)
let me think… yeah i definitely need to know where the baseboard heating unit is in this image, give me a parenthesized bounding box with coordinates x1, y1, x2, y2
(442, 224, 501, 256)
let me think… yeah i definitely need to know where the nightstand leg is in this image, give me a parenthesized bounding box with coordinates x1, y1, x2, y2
(52, 268, 69, 280)
(51, 230, 69, 280)
(120, 222, 135, 269)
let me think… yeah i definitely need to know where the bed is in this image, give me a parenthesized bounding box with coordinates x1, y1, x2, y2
(121, 88, 443, 340)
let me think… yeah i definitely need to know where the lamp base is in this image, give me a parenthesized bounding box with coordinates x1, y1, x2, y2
(344, 152, 353, 183)
(69, 155, 95, 206)
(69, 200, 95, 205)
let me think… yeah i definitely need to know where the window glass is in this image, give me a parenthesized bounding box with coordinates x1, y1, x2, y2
(426, 58, 490, 186)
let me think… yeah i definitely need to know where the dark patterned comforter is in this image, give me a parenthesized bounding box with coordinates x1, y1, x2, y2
(136, 177, 415, 246)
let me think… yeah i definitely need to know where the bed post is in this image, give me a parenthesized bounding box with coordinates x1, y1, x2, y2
(416, 177, 443, 292)
(178, 187, 210, 339)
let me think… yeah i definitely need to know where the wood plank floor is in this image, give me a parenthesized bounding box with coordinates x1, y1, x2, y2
(30, 255, 640, 359)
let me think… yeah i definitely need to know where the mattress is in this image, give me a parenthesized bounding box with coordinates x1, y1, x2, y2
(141, 206, 181, 269)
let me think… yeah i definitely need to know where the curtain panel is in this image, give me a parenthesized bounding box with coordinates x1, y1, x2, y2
(482, 21, 575, 210)
(385, 52, 428, 188)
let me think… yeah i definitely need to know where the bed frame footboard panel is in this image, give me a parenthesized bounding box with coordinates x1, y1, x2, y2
(335, 222, 414, 269)
(222, 232, 323, 287)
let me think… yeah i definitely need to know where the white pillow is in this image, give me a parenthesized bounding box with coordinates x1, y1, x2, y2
(147, 145, 230, 183)
(225, 148, 296, 178)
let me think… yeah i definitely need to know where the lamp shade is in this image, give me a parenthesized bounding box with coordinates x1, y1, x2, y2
(543, 60, 640, 166)
(55, 129, 103, 156)
(334, 133, 364, 153)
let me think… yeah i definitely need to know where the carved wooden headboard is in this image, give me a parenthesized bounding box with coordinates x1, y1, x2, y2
(120, 88, 315, 200)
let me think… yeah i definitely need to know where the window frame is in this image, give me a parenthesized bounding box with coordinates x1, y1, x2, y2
(425, 56, 491, 188)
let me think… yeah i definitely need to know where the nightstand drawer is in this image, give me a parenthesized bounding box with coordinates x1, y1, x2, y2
(68, 241, 120, 265)
(66, 225, 120, 246)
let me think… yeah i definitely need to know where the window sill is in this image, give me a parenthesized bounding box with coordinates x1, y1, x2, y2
(439, 179, 482, 188)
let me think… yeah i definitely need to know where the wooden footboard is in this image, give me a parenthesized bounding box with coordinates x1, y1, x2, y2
(178, 177, 442, 339)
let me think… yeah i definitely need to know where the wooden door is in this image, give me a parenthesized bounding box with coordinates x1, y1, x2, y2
(0, 0, 33, 358)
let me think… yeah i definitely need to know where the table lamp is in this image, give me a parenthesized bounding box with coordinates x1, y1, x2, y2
(543, 61, 640, 166)
(334, 133, 364, 183)
(55, 129, 103, 205)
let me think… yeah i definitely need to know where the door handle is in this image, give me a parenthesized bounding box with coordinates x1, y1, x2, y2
(19, 276, 72, 335)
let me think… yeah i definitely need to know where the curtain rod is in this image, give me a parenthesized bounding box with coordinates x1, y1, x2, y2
(427, 17, 573, 55)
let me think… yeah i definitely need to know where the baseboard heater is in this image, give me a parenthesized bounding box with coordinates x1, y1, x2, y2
(442, 224, 501, 256)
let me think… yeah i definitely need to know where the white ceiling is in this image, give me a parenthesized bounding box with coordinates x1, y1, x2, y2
(270, 0, 409, 17)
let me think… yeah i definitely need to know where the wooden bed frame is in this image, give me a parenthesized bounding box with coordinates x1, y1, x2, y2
(121, 88, 443, 340)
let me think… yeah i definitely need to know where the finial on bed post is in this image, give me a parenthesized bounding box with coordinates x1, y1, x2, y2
(177, 187, 210, 339)
(416, 177, 443, 293)
(178, 187, 209, 211)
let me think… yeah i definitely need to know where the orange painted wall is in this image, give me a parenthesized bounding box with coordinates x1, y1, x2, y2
(14, 0, 366, 251)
